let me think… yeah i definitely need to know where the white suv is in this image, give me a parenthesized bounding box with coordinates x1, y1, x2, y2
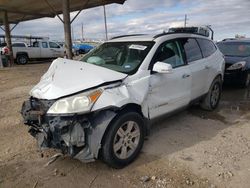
(21, 32, 225, 168)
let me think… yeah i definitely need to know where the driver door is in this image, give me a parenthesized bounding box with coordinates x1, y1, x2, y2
(49, 42, 63, 58)
(147, 40, 192, 119)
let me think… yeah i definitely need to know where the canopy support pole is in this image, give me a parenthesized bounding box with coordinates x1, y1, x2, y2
(10, 23, 19, 32)
(70, 10, 82, 24)
(3, 11, 14, 66)
(62, 0, 73, 59)
(44, 0, 64, 23)
(0, 26, 5, 32)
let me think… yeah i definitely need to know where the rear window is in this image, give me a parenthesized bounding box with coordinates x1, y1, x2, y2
(12, 43, 26, 47)
(180, 38, 203, 63)
(217, 42, 250, 57)
(197, 39, 216, 57)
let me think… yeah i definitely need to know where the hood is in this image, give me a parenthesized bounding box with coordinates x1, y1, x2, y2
(224, 56, 250, 65)
(30, 58, 127, 100)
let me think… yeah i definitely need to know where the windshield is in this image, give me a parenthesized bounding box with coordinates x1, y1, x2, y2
(81, 41, 154, 75)
(217, 42, 250, 57)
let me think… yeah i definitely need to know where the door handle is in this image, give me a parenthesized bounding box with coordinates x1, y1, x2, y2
(182, 74, 190, 79)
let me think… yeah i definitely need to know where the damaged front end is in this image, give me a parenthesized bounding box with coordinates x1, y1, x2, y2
(21, 97, 116, 162)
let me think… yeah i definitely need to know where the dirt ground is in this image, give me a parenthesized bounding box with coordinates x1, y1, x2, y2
(0, 61, 249, 188)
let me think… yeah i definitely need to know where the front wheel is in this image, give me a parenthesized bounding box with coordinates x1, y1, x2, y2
(101, 112, 145, 168)
(200, 77, 222, 111)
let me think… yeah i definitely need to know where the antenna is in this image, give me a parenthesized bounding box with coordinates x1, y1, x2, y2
(184, 14, 188, 27)
(103, 5, 108, 40)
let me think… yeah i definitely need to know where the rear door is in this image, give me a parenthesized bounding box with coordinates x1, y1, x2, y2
(147, 39, 192, 118)
(196, 38, 218, 91)
(29, 41, 41, 58)
(179, 38, 208, 99)
(41, 42, 53, 58)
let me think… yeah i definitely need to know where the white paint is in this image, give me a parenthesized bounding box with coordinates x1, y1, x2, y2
(3, 41, 64, 59)
(30, 33, 225, 119)
(30, 58, 127, 100)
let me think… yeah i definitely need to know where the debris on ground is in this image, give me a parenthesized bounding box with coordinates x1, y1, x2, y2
(44, 153, 63, 167)
(151, 176, 157, 180)
(89, 174, 98, 188)
(32, 181, 38, 188)
(140, 175, 150, 182)
(53, 168, 58, 176)
(185, 178, 194, 185)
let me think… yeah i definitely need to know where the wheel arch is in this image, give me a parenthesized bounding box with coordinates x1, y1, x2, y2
(97, 103, 149, 159)
(16, 52, 29, 59)
(207, 73, 223, 91)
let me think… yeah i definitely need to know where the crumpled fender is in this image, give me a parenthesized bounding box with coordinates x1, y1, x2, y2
(74, 110, 117, 161)
(92, 74, 151, 118)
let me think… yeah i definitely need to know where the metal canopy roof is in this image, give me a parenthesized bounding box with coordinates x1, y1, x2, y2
(0, 0, 125, 24)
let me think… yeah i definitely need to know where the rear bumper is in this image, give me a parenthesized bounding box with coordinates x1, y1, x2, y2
(21, 98, 116, 162)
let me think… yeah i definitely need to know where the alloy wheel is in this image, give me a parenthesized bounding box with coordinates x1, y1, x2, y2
(211, 83, 220, 107)
(113, 121, 140, 160)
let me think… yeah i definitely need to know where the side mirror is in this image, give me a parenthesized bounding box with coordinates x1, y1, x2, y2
(153, 62, 173, 74)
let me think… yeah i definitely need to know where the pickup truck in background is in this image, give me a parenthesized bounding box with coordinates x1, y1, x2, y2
(2, 41, 65, 64)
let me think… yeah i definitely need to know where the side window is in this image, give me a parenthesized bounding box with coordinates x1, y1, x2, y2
(154, 40, 185, 68)
(33, 42, 39, 47)
(49, 42, 60, 48)
(180, 38, 202, 63)
(42, 42, 48, 48)
(197, 39, 217, 57)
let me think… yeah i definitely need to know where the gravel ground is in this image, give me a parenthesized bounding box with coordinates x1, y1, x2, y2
(0, 61, 249, 188)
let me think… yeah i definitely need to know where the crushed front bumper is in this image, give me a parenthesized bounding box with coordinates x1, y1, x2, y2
(21, 98, 116, 162)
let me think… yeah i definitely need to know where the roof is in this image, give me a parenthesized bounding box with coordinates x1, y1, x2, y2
(219, 38, 250, 43)
(110, 34, 156, 42)
(110, 32, 210, 42)
(0, 34, 47, 40)
(0, 0, 125, 24)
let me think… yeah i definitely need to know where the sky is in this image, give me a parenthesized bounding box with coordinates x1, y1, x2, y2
(1, 0, 250, 41)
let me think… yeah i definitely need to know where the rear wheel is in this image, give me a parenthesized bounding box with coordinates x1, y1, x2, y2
(16, 54, 28, 65)
(200, 77, 222, 111)
(101, 112, 145, 168)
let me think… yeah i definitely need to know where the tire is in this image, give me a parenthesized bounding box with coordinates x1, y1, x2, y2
(241, 73, 250, 88)
(200, 77, 222, 111)
(16, 54, 28, 65)
(101, 111, 145, 168)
